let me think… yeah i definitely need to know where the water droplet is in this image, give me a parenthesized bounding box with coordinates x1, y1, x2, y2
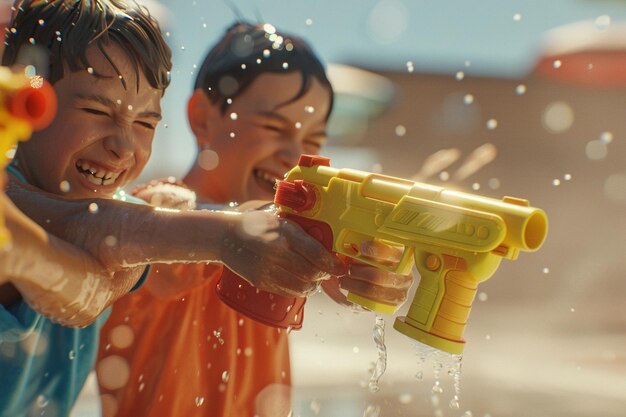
(304, 105, 315, 113)
(553, 60, 562, 69)
(586, 140, 607, 160)
(229, 112, 238, 120)
(455, 71, 465, 80)
(542, 101, 574, 133)
(88, 202, 99, 213)
(552, 179, 561, 186)
(406, 61, 415, 73)
(595, 15, 611, 29)
(472, 182, 480, 191)
(28, 37, 35, 45)
(36, 395, 49, 408)
(282, 62, 289, 69)
(195, 396, 204, 407)
(398, 393, 413, 404)
(38, 19, 45, 26)
(221, 370, 230, 382)
(180, 45, 185, 51)
(570, 307, 576, 313)
(353, 346, 360, 354)
(198, 148, 220, 171)
(515, 84, 527, 95)
(488, 178, 500, 189)
(463, 94, 474, 104)
(241, 64, 247, 70)
(127, 105, 133, 111)
(449, 396, 460, 409)
(138, 382, 145, 392)
(564, 173, 572, 181)
(68, 350, 76, 360)
(395, 125, 406, 136)
(59, 180, 70, 193)
(439, 171, 450, 181)
(513, 13, 522, 21)
(599, 131, 613, 144)
(263, 49, 271, 58)
(486, 119, 498, 130)
(415, 371, 423, 380)
(295, 122, 302, 129)
(477, 292, 488, 302)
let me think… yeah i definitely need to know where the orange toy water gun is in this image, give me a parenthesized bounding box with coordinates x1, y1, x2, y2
(0, 66, 57, 247)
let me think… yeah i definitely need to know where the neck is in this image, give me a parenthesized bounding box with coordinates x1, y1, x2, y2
(183, 163, 226, 203)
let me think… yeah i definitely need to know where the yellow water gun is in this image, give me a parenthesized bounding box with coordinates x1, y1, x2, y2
(0, 66, 57, 247)
(274, 155, 548, 354)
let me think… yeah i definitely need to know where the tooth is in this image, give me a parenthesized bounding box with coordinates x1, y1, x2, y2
(81, 162, 91, 170)
(102, 178, 115, 186)
(86, 174, 102, 185)
(96, 170, 105, 178)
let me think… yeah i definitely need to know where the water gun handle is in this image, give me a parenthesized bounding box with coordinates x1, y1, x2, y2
(394, 254, 477, 354)
(215, 268, 306, 329)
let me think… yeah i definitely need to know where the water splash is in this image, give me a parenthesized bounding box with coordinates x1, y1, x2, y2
(363, 404, 381, 417)
(368, 316, 387, 393)
(412, 341, 464, 413)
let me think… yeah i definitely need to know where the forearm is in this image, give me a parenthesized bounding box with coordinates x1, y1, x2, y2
(0, 194, 139, 326)
(6, 176, 233, 269)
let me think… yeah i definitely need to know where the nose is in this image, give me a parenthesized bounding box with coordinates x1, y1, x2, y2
(277, 141, 304, 171)
(103, 127, 135, 161)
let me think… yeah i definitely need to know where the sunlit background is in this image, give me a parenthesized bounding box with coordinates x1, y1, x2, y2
(80, 1, 626, 416)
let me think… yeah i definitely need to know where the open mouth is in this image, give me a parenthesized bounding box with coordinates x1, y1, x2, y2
(75, 159, 123, 187)
(253, 168, 280, 194)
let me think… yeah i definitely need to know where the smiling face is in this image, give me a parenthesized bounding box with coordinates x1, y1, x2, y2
(188, 72, 331, 203)
(14, 42, 163, 199)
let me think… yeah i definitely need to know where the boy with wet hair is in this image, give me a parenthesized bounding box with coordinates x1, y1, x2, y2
(98, 21, 413, 417)
(0, 3, 345, 416)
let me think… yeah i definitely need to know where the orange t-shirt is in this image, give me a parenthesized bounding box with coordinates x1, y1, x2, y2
(96, 263, 291, 417)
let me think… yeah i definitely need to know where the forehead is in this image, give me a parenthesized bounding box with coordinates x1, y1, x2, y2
(81, 42, 141, 86)
(235, 72, 331, 118)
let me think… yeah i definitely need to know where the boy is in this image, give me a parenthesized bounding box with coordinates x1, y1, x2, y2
(97, 22, 414, 417)
(0, 3, 344, 416)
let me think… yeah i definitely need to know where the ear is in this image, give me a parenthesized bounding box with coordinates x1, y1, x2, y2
(187, 89, 219, 145)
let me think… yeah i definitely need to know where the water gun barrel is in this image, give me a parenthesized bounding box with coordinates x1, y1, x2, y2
(6, 79, 57, 130)
(0, 67, 58, 248)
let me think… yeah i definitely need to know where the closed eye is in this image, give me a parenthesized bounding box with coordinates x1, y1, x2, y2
(135, 121, 156, 130)
(81, 108, 109, 116)
(263, 125, 284, 133)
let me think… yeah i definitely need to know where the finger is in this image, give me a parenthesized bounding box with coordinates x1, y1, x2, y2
(348, 264, 414, 289)
(338, 276, 409, 306)
(359, 240, 405, 264)
(284, 223, 347, 277)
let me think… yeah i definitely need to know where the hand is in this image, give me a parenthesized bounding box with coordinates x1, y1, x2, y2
(132, 179, 197, 210)
(220, 207, 347, 297)
(322, 241, 414, 309)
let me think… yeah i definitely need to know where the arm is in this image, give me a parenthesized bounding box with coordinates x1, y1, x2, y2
(6, 176, 346, 297)
(0, 192, 144, 327)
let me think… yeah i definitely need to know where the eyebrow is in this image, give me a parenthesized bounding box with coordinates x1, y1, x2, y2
(257, 110, 291, 126)
(75, 94, 162, 120)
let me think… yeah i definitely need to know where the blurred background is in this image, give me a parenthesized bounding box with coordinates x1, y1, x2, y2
(85, 0, 626, 416)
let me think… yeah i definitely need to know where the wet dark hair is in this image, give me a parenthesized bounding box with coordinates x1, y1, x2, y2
(194, 21, 334, 119)
(2, 0, 172, 92)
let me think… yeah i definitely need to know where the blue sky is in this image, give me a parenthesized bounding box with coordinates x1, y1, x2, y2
(141, 0, 626, 179)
